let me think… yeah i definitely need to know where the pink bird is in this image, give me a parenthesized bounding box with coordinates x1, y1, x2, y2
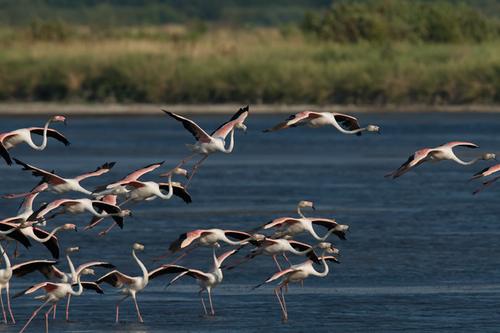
(0, 115, 69, 165)
(163, 105, 249, 186)
(386, 141, 496, 179)
(263, 111, 380, 135)
(470, 164, 500, 194)
(161, 249, 237, 316)
(253, 242, 339, 322)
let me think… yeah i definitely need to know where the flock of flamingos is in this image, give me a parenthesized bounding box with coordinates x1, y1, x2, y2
(0, 106, 498, 332)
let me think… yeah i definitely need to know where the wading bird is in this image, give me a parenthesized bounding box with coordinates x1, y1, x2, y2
(470, 164, 500, 194)
(0, 115, 69, 165)
(263, 111, 380, 135)
(0, 243, 15, 324)
(162, 105, 249, 186)
(386, 141, 497, 179)
(253, 242, 339, 322)
(12, 253, 113, 321)
(6, 159, 115, 197)
(161, 249, 236, 316)
(95, 243, 176, 323)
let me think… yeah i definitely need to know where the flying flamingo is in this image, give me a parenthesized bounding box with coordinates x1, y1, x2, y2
(28, 198, 131, 228)
(226, 236, 321, 271)
(470, 164, 500, 194)
(95, 243, 177, 323)
(12, 253, 114, 321)
(262, 201, 349, 241)
(5, 159, 115, 197)
(386, 141, 497, 179)
(253, 242, 339, 322)
(162, 105, 249, 186)
(0, 115, 69, 165)
(263, 111, 380, 135)
(16, 247, 89, 333)
(0, 243, 16, 324)
(161, 249, 236, 316)
(92, 161, 166, 198)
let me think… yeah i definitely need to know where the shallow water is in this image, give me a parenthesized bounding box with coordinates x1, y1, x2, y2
(0, 113, 500, 332)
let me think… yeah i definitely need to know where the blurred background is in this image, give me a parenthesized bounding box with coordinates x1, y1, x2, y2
(0, 0, 499, 106)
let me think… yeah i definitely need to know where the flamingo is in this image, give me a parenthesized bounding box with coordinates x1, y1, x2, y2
(161, 249, 236, 316)
(386, 141, 497, 179)
(95, 243, 177, 323)
(28, 198, 131, 228)
(226, 236, 322, 271)
(253, 242, 339, 322)
(470, 164, 500, 194)
(162, 105, 249, 186)
(16, 247, 89, 333)
(262, 201, 349, 241)
(92, 161, 166, 198)
(263, 111, 380, 135)
(0, 243, 15, 324)
(12, 253, 114, 321)
(0, 115, 69, 165)
(5, 159, 115, 197)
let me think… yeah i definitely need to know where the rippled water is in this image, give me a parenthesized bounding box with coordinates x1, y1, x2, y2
(1, 112, 500, 332)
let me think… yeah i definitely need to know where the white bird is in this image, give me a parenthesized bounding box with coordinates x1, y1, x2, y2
(386, 141, 497, 179)
(253, 242, 339, 322)
(6, 159, 115, 197)
(163, 105, 249, 186)
(263, 111, 380, 135)
(96, 243, 176, 323)
(161, 249, 236, 316)
(0, 115, 69, 165)
(0, 243, 15, 324)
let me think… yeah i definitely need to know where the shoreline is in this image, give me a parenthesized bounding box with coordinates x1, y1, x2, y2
(0, 103, 499, 116)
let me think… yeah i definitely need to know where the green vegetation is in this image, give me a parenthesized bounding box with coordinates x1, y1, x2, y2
(0, 0, 499, 105)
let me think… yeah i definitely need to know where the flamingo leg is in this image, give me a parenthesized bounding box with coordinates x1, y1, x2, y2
(0, 287, 7, 324)
(19, 300, 50, 333)
(274, 286, 287, 321)
(185, 155, 208, 188)
(44, 305, 55, 333)
(280, 285, 288, 315)
(115, 295, 129, 324)
(99, 222, 117, 237)
(282, 253, 292, 266)
(53, 303, 56, 320)
(13, 241, 19, 258)
(199, 290, 208, 315)
(272, 255, 283, 271)
(65, 294, 71, 321)
(6, 284, 14, 324)
(132, 294, 144, 323)
(207, 289, 215, 316)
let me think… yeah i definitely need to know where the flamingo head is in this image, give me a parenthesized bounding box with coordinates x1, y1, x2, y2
(133, 243, 144, 251)
(235, 122, 247, 133)
(66, 246, 80, 254)
(51, 115, 67, 125)
(367, 124, 380, 134)
(62, 223, 77, 232)
(81, 268, 95, 276)
(251, 233, 266, 242)
(298, 200, 315, 210)
(121, 209, 132, 217)
(482, 153, 497, 161)
(317, 242, 339, 255)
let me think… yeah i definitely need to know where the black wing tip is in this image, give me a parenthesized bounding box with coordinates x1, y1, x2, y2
(104, 162, 116, 169)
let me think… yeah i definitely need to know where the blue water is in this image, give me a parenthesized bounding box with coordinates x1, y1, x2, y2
(1, 112, 500, 332)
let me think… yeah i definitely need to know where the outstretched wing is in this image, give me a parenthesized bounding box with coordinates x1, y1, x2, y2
(79, 282, 104, 294)
(12, 259, 58, 278)
(75, 162, 116, 181)
(211, 105, 249, 139)
(96, 270, 135, 288)
(263, 111, 321, 132)
(0, 141, 12, 165)
(163, 110, 212, 143)
(158, 183, 192, 204)
(30, 128, 70, 146)
(14, 158, 66, 185)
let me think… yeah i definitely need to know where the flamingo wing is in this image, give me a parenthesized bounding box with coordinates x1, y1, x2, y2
(385, 149, 432, 179)
(333, 113, 362, 133)
(471, 164, 500, 180)
(263, 111, 321, 132)
(0, 222, 32, 248)
(96, 270, 135, 288)
(91, 201, 124, 228)
(211, 105, 249, 139)
(442, 141, 479, 149)
(122, 161, 164, 183)
(13, 158, 66, 185)
(25, 282, 60, 295)
(75, 261, 115, 277)
(216, 249, 236, 265)
(473, 175, 500, 195)
(158, 183, 192, 204)
(318, 256, 340, 263)
(163, 110, 212, 143)
(310, 219, 347, 240)
(149, 265, 188, 280)
(224, 230, 252, 241)
(169, 229, 207, 252)
(79, 282, 104, 294)
(0, 141, 11, 165)
(12, 259, 58, 278)
(74, 162, 116, 181)
(30, 128, 70, 146)
(263, 217, 301, 229)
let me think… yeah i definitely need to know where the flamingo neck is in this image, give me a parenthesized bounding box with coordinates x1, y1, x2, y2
(311, 252, 329, 277)
(133, 249, 149, 285)
(159, 175, 173, 199)
(31, 118, 53, 150)
(297, 206, 306, 218)
(33, 225, 65, 242)
(452, 155, 480, 165)
(70, 274, 83, 296)
(0, 244, 10, 271)
(223, 130, 235, 153)
(305, 222, 327, 241)
(66, 254, 76, 278)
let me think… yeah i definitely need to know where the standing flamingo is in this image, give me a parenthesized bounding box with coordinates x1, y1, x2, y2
(470, 164, 500, 194)
(6, 159, 115, 197)
(0, 115, 69, 165)
(161, 249, 236, 316)
(253, 242, 339, 322)
(163, 105, 249, 186)
(95, 243, 177, 323)
(0, 243, 15, 324)
(386, 141, 497, 179)
(263, 111, 380, 135)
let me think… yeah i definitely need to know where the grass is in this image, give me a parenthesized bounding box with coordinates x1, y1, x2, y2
(0, 27, 499, 104)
